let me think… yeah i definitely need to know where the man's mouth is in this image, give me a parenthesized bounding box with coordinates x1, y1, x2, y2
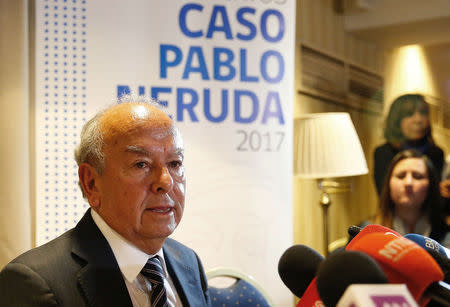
(147, 207, 173, 213)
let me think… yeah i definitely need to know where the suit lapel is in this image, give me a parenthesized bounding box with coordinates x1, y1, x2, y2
(71, 210, 133, 307)
(164, 240, 205, 307)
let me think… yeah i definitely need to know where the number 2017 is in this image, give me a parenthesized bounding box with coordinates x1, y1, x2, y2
(236, 130, 285, 152)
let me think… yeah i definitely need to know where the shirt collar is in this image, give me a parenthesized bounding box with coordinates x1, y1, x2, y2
(393, 214, 431, 237)
(90, 209, 167, 283)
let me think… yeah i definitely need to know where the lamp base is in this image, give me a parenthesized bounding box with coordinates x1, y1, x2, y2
(320, 191, 331, 256)
(317, 178, 351, 256)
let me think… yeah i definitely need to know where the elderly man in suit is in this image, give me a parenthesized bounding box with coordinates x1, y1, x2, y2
(0, 99, 211, 307)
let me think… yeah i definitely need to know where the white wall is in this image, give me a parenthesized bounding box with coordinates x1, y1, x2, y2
(0, 0, 31, 268)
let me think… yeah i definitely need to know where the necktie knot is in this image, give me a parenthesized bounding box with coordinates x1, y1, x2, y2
(141, 256, 168, 307)
(142, 256, 165, 285)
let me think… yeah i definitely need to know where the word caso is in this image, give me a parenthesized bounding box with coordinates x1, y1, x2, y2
(179, 4, 285, 42)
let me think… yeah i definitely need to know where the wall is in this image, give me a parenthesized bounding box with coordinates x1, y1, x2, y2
(0, 0, 31, 268)
(384, 43, 450, 165)
(425, 43, 450, 154)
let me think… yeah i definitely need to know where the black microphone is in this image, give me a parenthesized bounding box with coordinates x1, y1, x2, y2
(278, 244, 324, 298)
(316, 250, 388, 307)
(347, 225, 362, 241)
(425, 281, 450, 307)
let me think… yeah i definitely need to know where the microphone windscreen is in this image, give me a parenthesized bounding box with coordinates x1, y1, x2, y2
(296, 278, 323, 307)
(346, 224, 401, 250)
(316, 250, 388, 307)
(278, 244, 324, 297)
(404, 233, 447, 256)
(348, 232, 444, 305)
(404, 233, 450, 284)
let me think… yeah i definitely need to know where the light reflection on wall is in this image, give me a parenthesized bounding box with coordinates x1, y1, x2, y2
(385, 44, 437, 112)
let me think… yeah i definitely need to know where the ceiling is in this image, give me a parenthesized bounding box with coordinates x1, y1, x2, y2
(336, 0, 450, 101)
(339, 0, 450, 49)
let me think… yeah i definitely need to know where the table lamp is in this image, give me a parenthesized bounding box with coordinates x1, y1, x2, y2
(294, 112, 368, 255)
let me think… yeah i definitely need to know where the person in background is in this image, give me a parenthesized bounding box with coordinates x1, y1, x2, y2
(439, 155, 450, 224)
(0, 97, 211, 306)
(370, 150, 449, 246)
(373, 94, 444, 196)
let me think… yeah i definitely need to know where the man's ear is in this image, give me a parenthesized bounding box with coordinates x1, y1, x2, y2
(78, 163, 101, 208)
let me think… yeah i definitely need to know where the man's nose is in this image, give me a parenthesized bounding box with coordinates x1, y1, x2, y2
(151, 166, 173, 193)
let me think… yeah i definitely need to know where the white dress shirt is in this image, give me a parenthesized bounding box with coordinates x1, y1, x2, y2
(91, 210, 183, 307)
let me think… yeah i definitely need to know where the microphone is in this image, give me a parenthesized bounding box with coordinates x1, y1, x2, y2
(278, 244, 324, 298)
(347, 231, 449, 306)
(346, 224, 401, 250)
(277, 244, 325, 307)
(404, 233, 450, 284)
(315, 250, 388, 307)
(347, 225, 362, 242)
(337, 284, 418, 307)
(296, 278, 323, 307)
(404, 233, 448, 256)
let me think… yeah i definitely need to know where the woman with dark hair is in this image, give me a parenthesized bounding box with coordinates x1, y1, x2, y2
(373, 150, 448, 244)
(373, 94, 444, 195)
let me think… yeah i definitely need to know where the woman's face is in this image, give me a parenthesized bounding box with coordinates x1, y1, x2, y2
(389, 157, 429, 210)
(400, 105, 429, 141)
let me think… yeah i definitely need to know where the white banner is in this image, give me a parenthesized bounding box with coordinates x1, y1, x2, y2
(35, 0, 295, 305)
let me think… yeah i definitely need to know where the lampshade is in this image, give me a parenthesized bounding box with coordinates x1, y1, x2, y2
(294, 112, 368, 179)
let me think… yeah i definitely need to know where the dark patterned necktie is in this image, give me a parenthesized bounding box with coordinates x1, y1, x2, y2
(141, 256, 168, 307)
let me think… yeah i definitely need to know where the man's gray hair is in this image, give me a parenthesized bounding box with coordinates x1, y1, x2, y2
(74, 94, 161, 197)
(74, 112, 105, 174)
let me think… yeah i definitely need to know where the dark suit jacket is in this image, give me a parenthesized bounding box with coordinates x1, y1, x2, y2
(0, 209, 211, 307)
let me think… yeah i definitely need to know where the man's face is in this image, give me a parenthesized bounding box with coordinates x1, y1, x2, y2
(94, 108, 185, 248)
